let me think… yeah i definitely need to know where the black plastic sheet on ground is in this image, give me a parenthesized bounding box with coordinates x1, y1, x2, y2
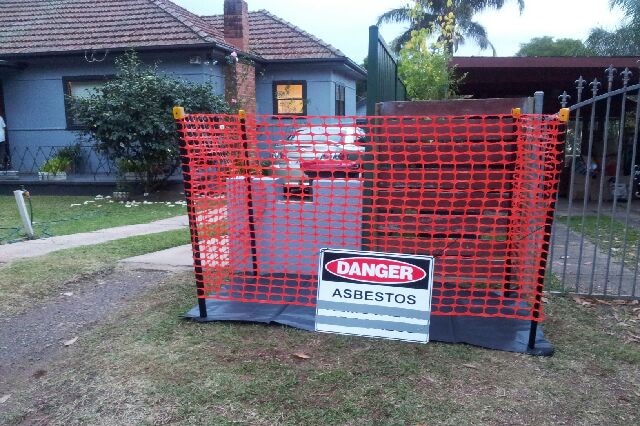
(185, 299, 553, 356)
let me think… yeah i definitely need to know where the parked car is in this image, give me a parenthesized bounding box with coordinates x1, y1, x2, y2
(271, 126, 366, 179)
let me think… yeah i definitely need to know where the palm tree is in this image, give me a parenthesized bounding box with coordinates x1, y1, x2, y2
(609, 0, 640, 24)
(586, 0, 640, 55)
(377, 0, 525, 54)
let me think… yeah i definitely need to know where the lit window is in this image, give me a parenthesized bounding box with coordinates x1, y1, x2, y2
(273, 81, 306, 115)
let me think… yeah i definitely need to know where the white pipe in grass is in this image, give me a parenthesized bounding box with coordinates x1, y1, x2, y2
(13, 190, 34, 238)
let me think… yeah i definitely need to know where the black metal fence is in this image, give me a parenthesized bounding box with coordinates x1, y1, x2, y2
(5, 145, 115, 179)
(550, 66, 640, 299)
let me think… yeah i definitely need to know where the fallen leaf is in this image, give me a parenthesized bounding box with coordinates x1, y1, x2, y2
(292, 352, 311, 360)
(462, 363, 479, 369)
(0, 394, 10, 404)
(32, 369, 47, 379)
(64, 337, 78, 347)
(572, 296, 593, 306)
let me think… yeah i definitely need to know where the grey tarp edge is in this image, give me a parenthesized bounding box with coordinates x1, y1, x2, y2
(185, 300, 553, 356)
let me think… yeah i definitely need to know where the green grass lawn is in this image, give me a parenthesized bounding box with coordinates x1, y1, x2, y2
(0, 229, 190, 316)
(561, 215, 640, 269)
(2, 271, 638, 425)
(0, 194, 188, 243)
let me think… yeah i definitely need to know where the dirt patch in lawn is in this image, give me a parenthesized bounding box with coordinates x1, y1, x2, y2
(0, 267, 172, 393)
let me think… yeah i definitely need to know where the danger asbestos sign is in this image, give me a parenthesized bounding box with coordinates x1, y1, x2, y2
(315, 248, 434, 343)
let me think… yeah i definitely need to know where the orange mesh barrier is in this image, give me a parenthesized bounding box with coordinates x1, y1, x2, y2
(176, 113, 566, 321)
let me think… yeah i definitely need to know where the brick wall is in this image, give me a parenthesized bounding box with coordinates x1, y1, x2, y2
(225, 61, 256, 114)
(223, 0, 255, 114)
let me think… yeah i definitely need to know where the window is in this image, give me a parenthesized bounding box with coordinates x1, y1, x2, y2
(335, 83, 345, 116)
(63, 76, 110, 129)
(273, 81, 306, 115)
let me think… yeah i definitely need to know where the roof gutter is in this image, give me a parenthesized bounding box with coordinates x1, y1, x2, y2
(0, 59, 27, 69)
(0, 42, 260, 61)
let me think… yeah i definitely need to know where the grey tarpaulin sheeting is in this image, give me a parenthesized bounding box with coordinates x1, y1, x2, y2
(185, 300, 553, 356)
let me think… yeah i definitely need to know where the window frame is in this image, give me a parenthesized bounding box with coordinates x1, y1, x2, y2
(63, 75, 111, 130)
(272, 80, 307, 116)
(335, 83, 346, 116)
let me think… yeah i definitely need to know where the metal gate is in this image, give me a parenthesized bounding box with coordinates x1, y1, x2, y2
(549, 66, 640, 298)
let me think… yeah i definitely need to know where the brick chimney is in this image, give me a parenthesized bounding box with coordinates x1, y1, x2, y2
(223, 0, 255, 114)
(224, 0, 249, 51)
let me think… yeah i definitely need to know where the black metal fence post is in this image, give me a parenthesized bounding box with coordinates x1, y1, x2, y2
(173, 106, 207, 319)
(239, 110, 259, 276)
(528, 108, 570, 352)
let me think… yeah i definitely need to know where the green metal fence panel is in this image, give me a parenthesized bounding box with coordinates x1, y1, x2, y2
(367, 26, 406, 116)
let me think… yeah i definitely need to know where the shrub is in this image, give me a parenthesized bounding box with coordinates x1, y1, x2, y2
(69, 51, 231, 191)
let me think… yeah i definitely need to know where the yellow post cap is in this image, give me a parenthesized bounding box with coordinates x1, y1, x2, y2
(173, 106, 185, 120)
(511, 108, 521, 118)
(558, 108, 570, 123)
(239, 109, 246, 119)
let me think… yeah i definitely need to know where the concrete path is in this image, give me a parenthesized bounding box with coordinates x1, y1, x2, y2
(550, 222, 639, 297)
(2, 205, 638, 298)
(119, 244, 193, 271)
(0, 215, 189, 264)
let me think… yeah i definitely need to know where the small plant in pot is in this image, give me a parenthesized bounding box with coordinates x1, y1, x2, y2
(38, 144, 81, 180)
(112, 180, 131, 201)
(39, 156, 72, 180)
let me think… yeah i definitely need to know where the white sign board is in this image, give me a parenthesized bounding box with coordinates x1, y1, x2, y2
(315, 248, 434, 343)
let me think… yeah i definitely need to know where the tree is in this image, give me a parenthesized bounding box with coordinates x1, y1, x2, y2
(610, 0, 640, 24)
(585, 0, 640, 55)
(356, 57, 368, 102)
(515, 36, 592, 57)
(398, 28, 460, 100)
(70, 51, 231, 191)
(377, 0, 525, 54)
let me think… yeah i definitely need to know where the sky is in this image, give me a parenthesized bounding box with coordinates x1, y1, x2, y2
(173, 0, 626, 62)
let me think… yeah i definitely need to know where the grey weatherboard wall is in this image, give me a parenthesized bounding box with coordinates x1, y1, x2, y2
(255, 63, 358, 117)
(0, 50, 225, 172)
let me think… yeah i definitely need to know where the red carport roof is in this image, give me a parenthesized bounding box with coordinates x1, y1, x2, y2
(450, 56, 640, 112)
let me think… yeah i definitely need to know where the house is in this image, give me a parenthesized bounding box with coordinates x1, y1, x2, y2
(0, 0, 365, 177)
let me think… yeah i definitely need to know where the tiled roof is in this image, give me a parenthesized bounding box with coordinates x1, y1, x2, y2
(0, 0, 228, 56)
(203, 10, 346, 60)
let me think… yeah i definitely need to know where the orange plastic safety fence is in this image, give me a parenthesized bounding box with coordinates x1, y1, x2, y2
(175, 114, 566, 321)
